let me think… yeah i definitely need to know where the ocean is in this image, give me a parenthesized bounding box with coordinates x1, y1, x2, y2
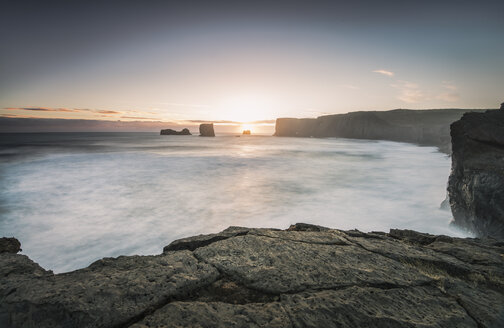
(0, 132, 467, 273)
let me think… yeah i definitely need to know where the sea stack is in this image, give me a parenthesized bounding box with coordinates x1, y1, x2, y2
(242, 130, 251, 135)
(199, 123, 215, 137)
(448, 108, 504, 238)
(160, 128, 191, 135)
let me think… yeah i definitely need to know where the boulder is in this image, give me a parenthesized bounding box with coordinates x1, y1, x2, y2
(448, 109, 504, 239)
(199, 123, 215, 137)
(160, 128, 191, 135)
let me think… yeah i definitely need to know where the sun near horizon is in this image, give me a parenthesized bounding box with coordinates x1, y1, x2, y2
(1, 1, 503, 133)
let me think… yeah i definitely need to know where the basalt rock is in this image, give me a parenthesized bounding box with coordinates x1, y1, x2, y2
(274, 108, 488, 153)
(160, 128, 191, 135)
(0, 238, 21, 254)
(1, 225, 503, 327)
(448, 109, 504, 239)
(199, 123, 215, 137)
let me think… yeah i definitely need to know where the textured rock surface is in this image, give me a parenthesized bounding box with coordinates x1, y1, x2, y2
(160, 128, 191, 135)
(0, 238, 21, 254)
(448, 109, 504, 239)
(199, 123, 215, 137)
(274, 108, 487, 153)
(1, 224, 503, 327)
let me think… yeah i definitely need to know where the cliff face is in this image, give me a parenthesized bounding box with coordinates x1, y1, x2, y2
(275, 109, 487, 153)
(448, 110, 504, 239)
(1, 224, 503, 327)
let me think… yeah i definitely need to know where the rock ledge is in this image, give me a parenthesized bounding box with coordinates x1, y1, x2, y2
(1, 224, 503, 327)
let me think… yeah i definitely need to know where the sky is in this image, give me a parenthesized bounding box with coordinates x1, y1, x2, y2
(1, 0, 503, 132)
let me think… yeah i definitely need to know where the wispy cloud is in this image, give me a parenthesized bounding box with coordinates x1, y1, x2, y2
(156, 102, 210, 108)
(120, 116, 161, 120)
(391, 81, 426, 103)
(5, 107, 123, 114)
(436, 82, 459, 102)
(5, 107, 80, 112)
(94, 110, 121, 114)
(373, 69, 394, 77)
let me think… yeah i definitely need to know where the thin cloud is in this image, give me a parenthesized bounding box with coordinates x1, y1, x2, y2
(5, 107, 80, 112)
(441, 81, 457, 91)
(121, 116, 161, 120)
(391, 81, 426, 103)
(95, 110, 121, 114)
(4, 107, 123, 114)
(373, 69, 394, 77)
(156, 102, 210, 108)
(436, 82, 460, 102)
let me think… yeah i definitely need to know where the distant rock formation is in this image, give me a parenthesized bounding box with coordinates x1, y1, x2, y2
(160, 128, 191, 135)
(274, 109, 488, 153)
(1, 224, 503, 327)
(500, 102, 504, 110)
(448, 109, 504, 239)
(242, 130, 251, 135)
(199, 123, 215, 137)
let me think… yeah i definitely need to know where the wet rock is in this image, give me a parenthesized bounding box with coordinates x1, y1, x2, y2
(199, 123, 215, 137)
(448, 109, 504, 238)
(160, 128, 191, 135)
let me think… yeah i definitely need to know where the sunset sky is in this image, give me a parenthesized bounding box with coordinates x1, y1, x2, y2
(1, 0, 503, 132)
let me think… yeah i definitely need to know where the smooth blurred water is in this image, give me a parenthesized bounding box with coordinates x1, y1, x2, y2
(0, 133, 466, 273)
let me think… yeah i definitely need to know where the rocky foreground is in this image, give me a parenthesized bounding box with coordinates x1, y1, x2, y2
(1, 224, 503, 327)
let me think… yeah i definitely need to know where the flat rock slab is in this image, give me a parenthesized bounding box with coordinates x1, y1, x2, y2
(248, 229, 350, 245)
(194, 234, 433, 294)
(281, 286, 477, 328)
(0, 251, 219, 328)
(2, 225, 503, 327)
(130, 302, 291, 328)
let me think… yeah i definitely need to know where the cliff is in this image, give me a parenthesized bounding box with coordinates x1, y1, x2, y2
(448, 110, 504, 239)
(1, 224, 503, 327)
(274, 109, 488, 153)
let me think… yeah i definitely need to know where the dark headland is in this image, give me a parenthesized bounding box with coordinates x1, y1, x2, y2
(1, 109, 503, 327)
(274, 108, 489, 154)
